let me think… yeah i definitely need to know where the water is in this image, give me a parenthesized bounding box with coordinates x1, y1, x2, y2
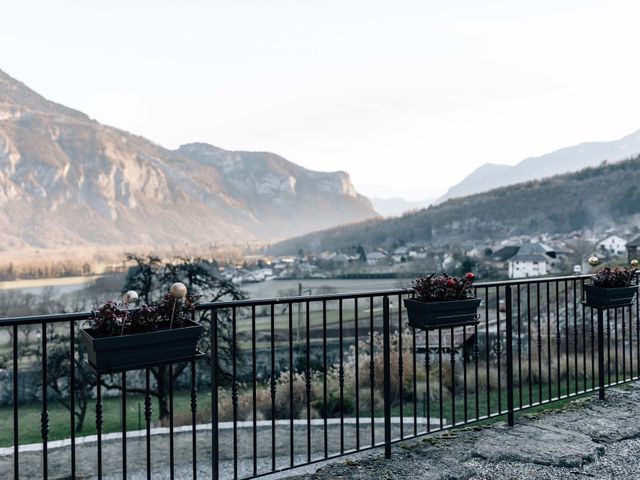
(0, 275, 102, 295)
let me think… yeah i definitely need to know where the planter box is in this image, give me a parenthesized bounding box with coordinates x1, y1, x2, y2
(583, 284, 637, 309)
(80, 320, 203, 373)
(404, 297, 481, 330)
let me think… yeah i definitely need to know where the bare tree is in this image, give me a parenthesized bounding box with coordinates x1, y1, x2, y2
(103, 255, 245, 419)
(45, 339, 96, 432)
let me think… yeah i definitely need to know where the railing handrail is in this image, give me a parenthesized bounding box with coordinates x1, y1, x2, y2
(196, 287, 413, 309)
(0, 273, 596, 326)
(476, 273, 592, 287)
(0, 310, 95, 327)
(4, 269, 639, 480)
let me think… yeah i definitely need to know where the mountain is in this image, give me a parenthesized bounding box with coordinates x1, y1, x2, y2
(438, 129, 640, 202)
(369, 197, 431, 217)
(0, 69, 377, 249)
(175, 143, 377, 239)
(269, 155, 640, 255)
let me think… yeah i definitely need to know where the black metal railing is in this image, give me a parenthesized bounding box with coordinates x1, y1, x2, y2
(0, 274, 638, 479)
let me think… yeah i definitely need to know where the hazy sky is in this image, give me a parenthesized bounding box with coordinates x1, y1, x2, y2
(3, 1, 640, 200)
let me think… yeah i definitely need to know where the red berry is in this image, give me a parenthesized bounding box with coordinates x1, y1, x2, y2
(446, 278, 456, 287)
(466, 272, 475, 281)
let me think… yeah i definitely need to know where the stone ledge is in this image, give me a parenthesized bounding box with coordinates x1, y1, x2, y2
(296, 383, 640, 480)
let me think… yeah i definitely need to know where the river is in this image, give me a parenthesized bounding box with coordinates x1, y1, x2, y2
(0, 275, 103, 295)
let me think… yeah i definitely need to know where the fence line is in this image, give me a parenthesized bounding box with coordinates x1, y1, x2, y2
(1, 274, 638, 479)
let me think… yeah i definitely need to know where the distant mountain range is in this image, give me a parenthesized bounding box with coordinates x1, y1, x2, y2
(0, 69, 377, 249)
(438, 129, 640, 203)
(270, 155, 640, 255)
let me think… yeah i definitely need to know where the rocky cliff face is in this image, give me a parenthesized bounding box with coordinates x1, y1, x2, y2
(0, 69, 377, 249)
(176, 143, 374, 238)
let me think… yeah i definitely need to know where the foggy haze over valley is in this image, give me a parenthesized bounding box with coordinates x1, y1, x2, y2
(2, 63, 640, 258)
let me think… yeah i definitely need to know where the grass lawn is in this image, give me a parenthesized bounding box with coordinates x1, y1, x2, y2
(0, 389, 213, 448)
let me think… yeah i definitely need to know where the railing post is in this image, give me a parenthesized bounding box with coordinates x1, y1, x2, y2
(505, 286, 515, 426)
(12, 324, 18, 480)
(211, 309, 219, 480)
(96, 375, 103, 480)
(597, 307, 605, 400)
(382, 296, 392, 459)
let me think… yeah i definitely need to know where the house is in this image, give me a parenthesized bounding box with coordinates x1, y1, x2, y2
(478, 245, 518, 276)
(488, 245, 519, 268)
(408, 250, 428, 259)
(492, 246, 519, 262)
(595, 235, 627, 258)
(366, 251, 388, 265)
(508, 243, 550, 279)
(393, 246, 409, 256)
(538, 242, 570, 273)
(392, 246, 409, 263)
(243, 268, 274, 282)
(468, 244, 492, 259)
(331, 253, 350, 264)
(317, 251, 337, 261)
(627, 235, 640, 263)
(272, 262, 288, 272)
(297, 263, 319, 275)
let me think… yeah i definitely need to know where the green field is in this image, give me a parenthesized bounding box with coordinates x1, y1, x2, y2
(0, 389, 213, 448)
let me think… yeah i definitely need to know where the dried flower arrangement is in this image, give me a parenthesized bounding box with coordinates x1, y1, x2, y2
(588, 256, 638, 288)
(412, 272, 476, 302)
(90, 283, 197, 337)
(584, 257, 639, 309)
(405, 272, 480, 330)
(81, 282, 203, 372)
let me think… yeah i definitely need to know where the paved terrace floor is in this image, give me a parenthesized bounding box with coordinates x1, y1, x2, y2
(293, 382, 640, 479)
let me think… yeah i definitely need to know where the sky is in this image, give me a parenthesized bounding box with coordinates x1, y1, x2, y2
(2, 0, 640, 201)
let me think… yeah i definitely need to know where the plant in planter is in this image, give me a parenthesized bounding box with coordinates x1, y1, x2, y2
(404, 272, 481, 330)
(81, 282, 203, 373)
(583, 257, 639, 309)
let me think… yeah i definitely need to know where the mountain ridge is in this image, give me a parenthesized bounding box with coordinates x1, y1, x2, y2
(269, 155, 640, 255)
(438, 129, 640, 202)
(0, 69, 378, 249)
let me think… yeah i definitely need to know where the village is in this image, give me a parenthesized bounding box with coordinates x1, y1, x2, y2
(222, 229, 640, 284)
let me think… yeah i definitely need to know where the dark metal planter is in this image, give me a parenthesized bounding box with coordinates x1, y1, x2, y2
(404, 297, 481, 330)
(583, 284, 637, 309)
(80, 320, 203, 373)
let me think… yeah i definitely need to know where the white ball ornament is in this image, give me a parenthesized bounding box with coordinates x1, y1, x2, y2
(123, 291, 139, 303)
(170, 282, 187, 299)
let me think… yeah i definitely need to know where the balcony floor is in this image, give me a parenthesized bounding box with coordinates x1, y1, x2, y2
(293, 382, 640, 480)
